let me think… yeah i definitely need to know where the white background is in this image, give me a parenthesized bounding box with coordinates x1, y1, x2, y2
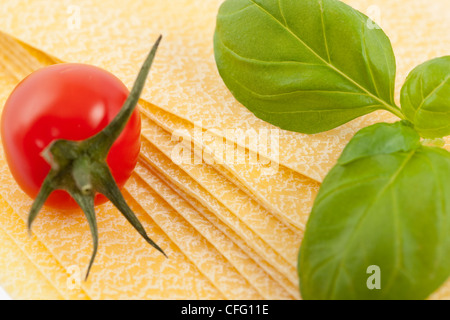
(0, 286, 11, 300)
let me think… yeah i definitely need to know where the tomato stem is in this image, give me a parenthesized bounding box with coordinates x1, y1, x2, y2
(88, 35, 162, 158)
(28, 172, 56, 232)
(27, 36, 166, 280)
(72, 156, 93, 195)
(70, 189, 98, 281)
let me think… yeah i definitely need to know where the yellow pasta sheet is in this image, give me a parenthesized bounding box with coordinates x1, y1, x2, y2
(0, 196, 89, 300)
(0, 33, 296, 299)
(124, 177, 263, 300)
(1, 0, 449, 300)
(130, 163, 294, 299)
(136, 160, 300, 298)
(140, 119, 300, 270)
(140, 102, 319, 231)
(138, 137, 298, 285)
(0, 162, 225, 299)
(0, 226, 62, 300)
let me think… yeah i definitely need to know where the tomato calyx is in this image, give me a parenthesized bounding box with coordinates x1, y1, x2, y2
(28, 36, 166, 280)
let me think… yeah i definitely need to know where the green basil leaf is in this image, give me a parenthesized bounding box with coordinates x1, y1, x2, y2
(338, 121, 420, 165)
(299, 121, 450, 300)
(401, 56, 450, 139)
(214, 0, 403, 134)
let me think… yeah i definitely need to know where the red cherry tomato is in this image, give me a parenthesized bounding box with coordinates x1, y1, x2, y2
(1, 63, 141, 209)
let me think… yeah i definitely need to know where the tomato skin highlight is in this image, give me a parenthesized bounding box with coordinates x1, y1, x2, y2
(1, 63, 141, 209)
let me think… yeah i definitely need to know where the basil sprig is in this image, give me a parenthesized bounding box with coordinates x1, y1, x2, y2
(215, 0, 450, 299)
(300, 121, 450, 300)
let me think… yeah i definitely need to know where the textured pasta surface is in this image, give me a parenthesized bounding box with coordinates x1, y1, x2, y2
(0, 0, 449, 300)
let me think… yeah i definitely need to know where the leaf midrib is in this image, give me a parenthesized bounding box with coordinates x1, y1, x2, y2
(246, 0, 402, 118)
(226, 68, 381, 113)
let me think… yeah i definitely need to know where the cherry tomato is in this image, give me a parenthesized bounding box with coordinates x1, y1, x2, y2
(1, 63, 141, 209)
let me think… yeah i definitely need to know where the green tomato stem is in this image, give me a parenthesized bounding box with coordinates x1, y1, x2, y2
(72, 155, 93, 195)
(87, 35, 162, 158)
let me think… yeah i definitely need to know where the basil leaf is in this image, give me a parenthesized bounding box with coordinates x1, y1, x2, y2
(214, 0, 403, 134)
(401, 56, 450, 139)
(299, 121, 450, 300)
(338, 121, 420, 165)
